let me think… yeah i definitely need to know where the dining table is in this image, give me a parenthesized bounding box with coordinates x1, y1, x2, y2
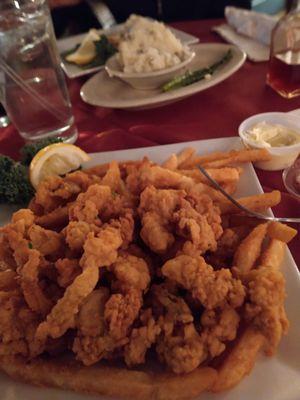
(0, 17, 299, 267)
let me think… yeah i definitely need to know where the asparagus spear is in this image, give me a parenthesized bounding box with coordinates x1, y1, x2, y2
(162, 49, 233, 92)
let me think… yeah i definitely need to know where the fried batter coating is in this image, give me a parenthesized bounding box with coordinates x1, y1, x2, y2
(139, 186, 186, 218)
(0, 235, 17, 271)
(77, 288, 110, 337)
(80, 228, 123, 269)
(174, 204, 218, 254)
(104, 254, 150, 341)
(152, 286, 205, 374)
(0, 210, 37, 271)
(28, 225, 63, 257)
(138, 186, 184, 253)
(162, 255, 245, 309)
(140, 211, 175, 253)
(64, 221, 100, 251)
(73, 334, 127, 366)
(1, 219, 31, 268)
(36, 265, 100, 341)
(108, 211, 135, 249)
(19, 249, 53, 315)
(243, 266, 289, 355)
(110, 254, 150, 292)
(55, 258, 81, 288)
(104, 290, 142, 340)
(69, 184, 112, 224)
(35, 171, 93, 212)
(124, 309, 161, 366)
(0, 270, 18, 291)
(127, 163, 224, 203)
(200, 306, 240, 358)
(101, 161, 125, 193)
(35, 206, 70, 230)
(188, 193, 223, 241)
(12, 209, 35, 227)
(36, 224, 123, 341)
(73, 288, 112, 365)
(139, 186, 222, 255)
(157, 323, 206, 374)
(73, 287, 131, 366)
(0, 291, 43, 358)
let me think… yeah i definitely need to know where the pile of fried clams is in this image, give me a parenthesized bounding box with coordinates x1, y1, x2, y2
(0, 150, 292, 390)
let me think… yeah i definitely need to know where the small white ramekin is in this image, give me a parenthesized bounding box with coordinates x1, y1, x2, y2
(105, 51, 195, 90)
(238, 112, 300, 171)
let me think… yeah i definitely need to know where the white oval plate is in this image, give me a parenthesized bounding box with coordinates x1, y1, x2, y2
(58, 24, 199, 79)
(80, 43, 246, 110)
(0, 137, 299, 400)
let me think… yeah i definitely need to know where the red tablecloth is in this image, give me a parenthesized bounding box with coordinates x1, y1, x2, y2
(0, 18, 299, 266)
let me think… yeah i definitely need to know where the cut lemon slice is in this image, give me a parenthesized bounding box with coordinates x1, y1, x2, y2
(29, 143, 91, 189)
(66, 29, 100, 65)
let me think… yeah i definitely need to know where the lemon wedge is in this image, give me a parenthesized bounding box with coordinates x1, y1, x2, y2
(66, 29, 100, 65)
(29, 143, 91, 189)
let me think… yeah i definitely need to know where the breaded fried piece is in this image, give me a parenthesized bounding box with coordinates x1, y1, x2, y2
(0, 355, 217, 400)
(162, 255, 245, 309)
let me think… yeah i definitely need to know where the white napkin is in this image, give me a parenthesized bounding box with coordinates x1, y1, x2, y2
(213, 7, 279, 62)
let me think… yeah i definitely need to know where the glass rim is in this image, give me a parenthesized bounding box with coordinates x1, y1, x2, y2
(0, 0, 47, 13)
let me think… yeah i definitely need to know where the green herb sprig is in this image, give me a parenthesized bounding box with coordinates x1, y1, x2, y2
(162, 49, 233, 92)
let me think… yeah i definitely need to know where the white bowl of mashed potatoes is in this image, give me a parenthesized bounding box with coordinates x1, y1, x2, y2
(239, 112, 300, 170)
(105, 15, 195, 90)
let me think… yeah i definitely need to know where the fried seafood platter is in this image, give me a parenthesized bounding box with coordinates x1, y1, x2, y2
(0, 144, 297, 400)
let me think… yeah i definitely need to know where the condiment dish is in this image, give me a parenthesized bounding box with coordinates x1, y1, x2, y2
(238, 112, 300, 170)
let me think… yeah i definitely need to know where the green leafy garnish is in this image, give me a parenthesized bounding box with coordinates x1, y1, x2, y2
(21, 137, 63, 166)
(162, 50, 233, 92)
(0, 137, 71, 205)
(28, 242, 33, 249)
(0, 155, 34, 205)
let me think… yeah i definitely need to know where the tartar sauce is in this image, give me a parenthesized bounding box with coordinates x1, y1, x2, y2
(246, 121, 300, 147)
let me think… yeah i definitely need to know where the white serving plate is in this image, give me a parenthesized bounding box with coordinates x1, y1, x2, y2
(0, 137, 299, 400)
(57, 24, 199, 79)
(80, 43, 246, 110)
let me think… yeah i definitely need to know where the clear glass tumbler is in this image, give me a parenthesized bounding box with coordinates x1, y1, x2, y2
(0, 0, 78, 142)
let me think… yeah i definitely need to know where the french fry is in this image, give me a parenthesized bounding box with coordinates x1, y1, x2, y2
(260, 239, 286, 270)
(0, 355, 217, 400)
(233, 223, 268, 273)
(162, 154, 178, 170)
(162, 148, 196, 170)
(211, 327, 265, 393)
(179, 167, 240, 184)
(155, 366, 217, 400)
(85, 160, 144, 178)
(219, 191, 281, 214)
(202, 148, 271, 169)
(267, 221, 297, 243)
(179, 150, 238, 169)
(176, 147, 196, 167)
(180, 148, 271, 169)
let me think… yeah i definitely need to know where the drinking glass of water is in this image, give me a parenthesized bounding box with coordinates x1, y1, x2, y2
(0, 0, 78, 142)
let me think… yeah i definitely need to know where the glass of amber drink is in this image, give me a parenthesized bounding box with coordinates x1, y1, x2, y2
(267, 0, 300, 98)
